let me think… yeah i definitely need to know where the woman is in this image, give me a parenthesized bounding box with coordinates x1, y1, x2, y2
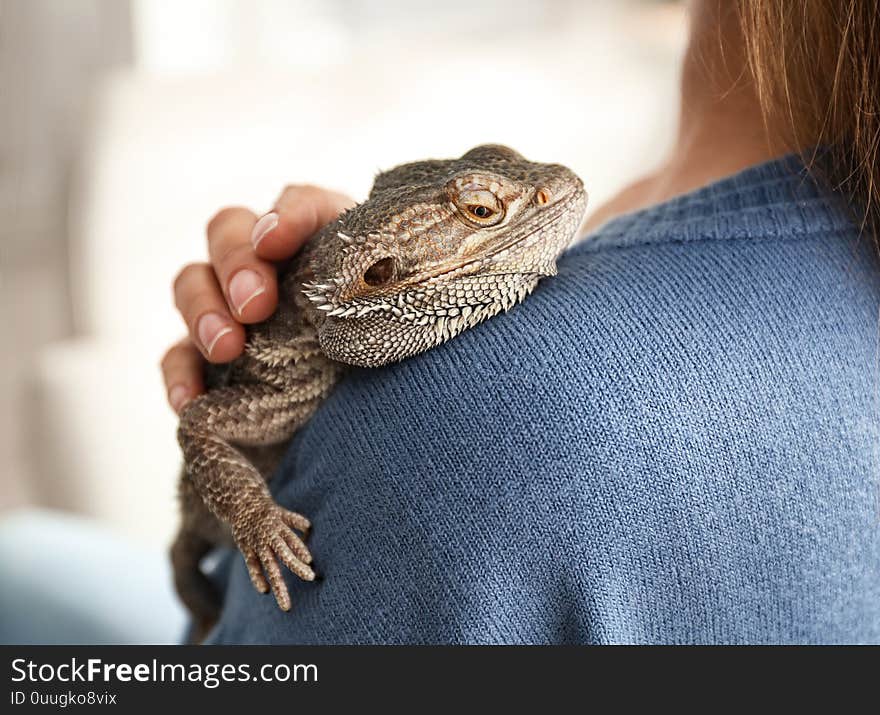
(162, 0, 880, 643)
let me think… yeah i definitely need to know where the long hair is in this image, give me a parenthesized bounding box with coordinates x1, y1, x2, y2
(737, 1, 879, 240)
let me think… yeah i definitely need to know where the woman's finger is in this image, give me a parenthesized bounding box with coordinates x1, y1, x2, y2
(206, 206, 279, 323)
(251, 185, 356, 262)
(160, 338, 206, 413)
(173, 262, 246, 362)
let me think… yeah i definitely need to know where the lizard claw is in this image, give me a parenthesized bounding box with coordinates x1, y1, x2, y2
(233, 503, 316, 611)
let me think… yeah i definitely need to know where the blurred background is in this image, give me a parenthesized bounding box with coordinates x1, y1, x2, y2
(0, 0, 686, 550)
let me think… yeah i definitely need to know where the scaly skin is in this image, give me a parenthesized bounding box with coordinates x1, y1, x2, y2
(172, 145, 587, 635)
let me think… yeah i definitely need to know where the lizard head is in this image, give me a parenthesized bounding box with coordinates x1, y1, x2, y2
(302, 144, 587, 367)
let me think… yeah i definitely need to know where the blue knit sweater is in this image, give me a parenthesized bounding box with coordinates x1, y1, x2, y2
(207, 156, 880, 644)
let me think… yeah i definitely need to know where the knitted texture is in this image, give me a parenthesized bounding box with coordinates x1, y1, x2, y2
(206, 156, 880, 644)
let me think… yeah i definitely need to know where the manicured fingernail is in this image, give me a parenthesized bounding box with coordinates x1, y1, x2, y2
(228, 268, 266, 316)
(197, 312, 233, 356)
(251, 212, 278, 248)
(168, 384, 191, 413)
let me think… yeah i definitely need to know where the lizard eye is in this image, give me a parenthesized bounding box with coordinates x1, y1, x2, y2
(468, 205, 494, 219)
(363, 257, 396, 286)
(456, 188, 503, 225)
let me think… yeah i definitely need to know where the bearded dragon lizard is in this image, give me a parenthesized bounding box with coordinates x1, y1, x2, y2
(172, 145, 587, 634)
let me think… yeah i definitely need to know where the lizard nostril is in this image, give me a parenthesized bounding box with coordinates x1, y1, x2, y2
(535, 188, 551, 205)
(363, 257, 396, 287)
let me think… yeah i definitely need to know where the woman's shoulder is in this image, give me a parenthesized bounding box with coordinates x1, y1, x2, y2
(301, 155, 877, 489)
(225, 158, 880, 644)
(293, 153, 877, 534)
(298, 155, 879, 507)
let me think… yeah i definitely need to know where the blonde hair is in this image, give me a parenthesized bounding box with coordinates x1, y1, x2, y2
(738, 0, 880, 239)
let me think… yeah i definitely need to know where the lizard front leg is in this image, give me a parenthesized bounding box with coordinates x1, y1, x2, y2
(177, 382, 324, 611)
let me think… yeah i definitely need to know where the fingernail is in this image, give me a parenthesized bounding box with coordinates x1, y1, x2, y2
(228, 269, 266, 316)
(251, 212, 278, 248)
(168, 384, 191, 413)
(197, 313, 233, 356)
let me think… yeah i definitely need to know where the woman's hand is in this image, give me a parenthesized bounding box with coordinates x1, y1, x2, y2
(161, 185, 355, 414)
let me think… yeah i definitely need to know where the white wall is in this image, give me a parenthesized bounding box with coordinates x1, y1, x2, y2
(0, 0, 131, 511)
